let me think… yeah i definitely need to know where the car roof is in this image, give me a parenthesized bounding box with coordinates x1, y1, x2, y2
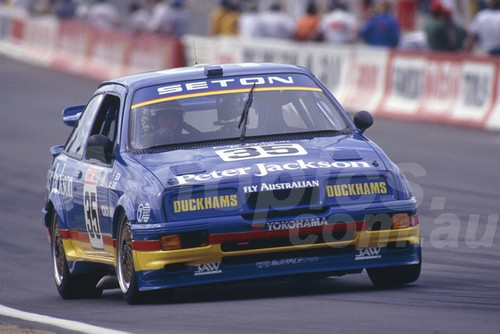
(99, 63, 314, 91)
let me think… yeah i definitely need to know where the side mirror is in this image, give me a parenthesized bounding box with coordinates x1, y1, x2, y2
(86, 134, 113, 164)
(353, 110, 374, 134)
(50, 145, 64, 158)
(62, 105, 85, 127)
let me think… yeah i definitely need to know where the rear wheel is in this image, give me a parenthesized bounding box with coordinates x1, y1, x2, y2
(367, 262, 421, 288)
(51, 211, 102, 299)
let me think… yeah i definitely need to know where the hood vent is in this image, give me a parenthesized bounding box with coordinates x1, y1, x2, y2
(330, 149, 362, 161)
(170, 163, 205, 176)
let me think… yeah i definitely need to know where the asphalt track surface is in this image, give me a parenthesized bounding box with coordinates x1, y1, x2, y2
(1, 54, 499, 334)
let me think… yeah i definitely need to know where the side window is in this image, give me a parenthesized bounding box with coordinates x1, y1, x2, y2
(85, 94, 120, 164)
(89, 95, 120, 141)
(64, 95, 104, 159)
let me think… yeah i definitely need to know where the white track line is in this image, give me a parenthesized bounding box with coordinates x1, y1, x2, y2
(0, 304, 130, 334)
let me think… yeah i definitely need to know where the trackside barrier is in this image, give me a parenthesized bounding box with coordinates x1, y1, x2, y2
(488, 78, 500, 129)
(52, 21, 185, 80)
(0, 6, 184, 81)
(182, 34, 500, 131)
(0, 8, 26, 51)
(377, 51, 499, 129)
(0, 9, 58, 64)
(0, 9, 11, 41)
(1, 3, 499, 132)
(22, 17, 58, 64)
(51, 21, 184, 80)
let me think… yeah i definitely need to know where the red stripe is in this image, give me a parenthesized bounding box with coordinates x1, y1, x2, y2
(61, 221, 366, 252)
(60, 229, 161, 251)
(60, 229, 114, 247)
(133, 240, 161, 251)
(60, 229, 70, 239)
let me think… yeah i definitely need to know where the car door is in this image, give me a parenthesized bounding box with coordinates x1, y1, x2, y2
(64, 93, 120, 259)
(82, 93, 120, 256)
(63, 94, 104, 241)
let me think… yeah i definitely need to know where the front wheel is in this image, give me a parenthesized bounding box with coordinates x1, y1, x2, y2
(116, 212, 175, 304)
(117, 212, 154, 304)
(367, 262, 421, 288)
(51, 211, 102, 299)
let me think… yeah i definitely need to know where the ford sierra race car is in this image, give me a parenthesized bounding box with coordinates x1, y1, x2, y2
(43, 63, 421, 304)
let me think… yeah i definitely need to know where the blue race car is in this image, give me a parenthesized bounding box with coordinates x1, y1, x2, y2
(43, 63, 421, 304)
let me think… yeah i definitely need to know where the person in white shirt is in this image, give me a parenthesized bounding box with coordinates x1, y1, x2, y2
(127, 2, 150, 34)
(75, 0, 91, 21)
(238, 3, 262, 38)
(319, 0, 358, 44)
(464, 0, 500, 56)
(258, 2, 294, 39)
(149, 0, 168, 33)
(148, 0, 189, 37)
(86, 0, 120, 29)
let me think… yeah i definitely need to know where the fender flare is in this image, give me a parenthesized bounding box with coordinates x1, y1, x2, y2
(44, 190, 69, 230)
(112, 194, 135, 238)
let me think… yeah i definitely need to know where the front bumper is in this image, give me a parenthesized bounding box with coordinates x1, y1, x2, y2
(133, 225, 420, 291)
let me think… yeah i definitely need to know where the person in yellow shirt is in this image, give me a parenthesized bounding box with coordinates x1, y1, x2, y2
(209, 0, 241, 35)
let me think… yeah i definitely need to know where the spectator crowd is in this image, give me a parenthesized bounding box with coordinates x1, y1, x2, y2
(210, 0, 500, 56)
(0, 0, 191, 36)
(1, 0, 499, 56)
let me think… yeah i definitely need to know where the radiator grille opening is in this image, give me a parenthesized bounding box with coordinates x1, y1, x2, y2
(221, 229, 355, 252)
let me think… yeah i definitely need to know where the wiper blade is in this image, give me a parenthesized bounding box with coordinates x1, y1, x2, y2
(238, 83, 256, 142)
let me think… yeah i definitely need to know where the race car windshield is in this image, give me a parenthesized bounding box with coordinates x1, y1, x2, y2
(128, 73, 349, 150)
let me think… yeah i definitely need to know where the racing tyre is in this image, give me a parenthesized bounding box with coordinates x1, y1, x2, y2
(116, 212, 175, 304)
(367, 262, 421, 288)
(117, 213, 142, 304)
(51, 211, 103, 299)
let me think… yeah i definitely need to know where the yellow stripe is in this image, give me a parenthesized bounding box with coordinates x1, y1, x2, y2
(134, 245, 222, 271)
(355, 226, 420, 249)
(132, 227, 420, 271)
(131, 86, 323, 109)
(63, 226, 420, 271)
(63, 239, 116, 266)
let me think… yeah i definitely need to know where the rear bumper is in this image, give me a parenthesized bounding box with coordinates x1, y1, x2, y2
(133, 225, 421, 291)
